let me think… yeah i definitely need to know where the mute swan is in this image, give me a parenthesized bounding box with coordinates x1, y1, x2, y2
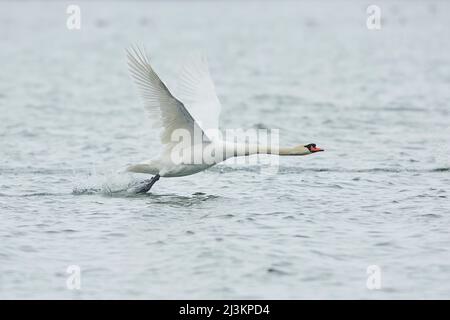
(125, 47, 324, 193)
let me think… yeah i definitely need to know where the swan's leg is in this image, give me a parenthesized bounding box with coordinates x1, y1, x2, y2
(135, 174, 160, 194)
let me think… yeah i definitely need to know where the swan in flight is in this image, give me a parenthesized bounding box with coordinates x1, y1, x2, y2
(125, 46, 324, 193)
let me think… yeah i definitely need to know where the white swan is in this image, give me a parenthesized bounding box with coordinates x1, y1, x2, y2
(125, 46, 324, 193)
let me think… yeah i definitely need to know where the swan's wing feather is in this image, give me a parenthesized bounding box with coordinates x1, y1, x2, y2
(127, 46, 208, 145)
(175, 54, 222, 140)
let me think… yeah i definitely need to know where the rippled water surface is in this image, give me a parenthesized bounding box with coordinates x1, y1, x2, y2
(1, 1, 450, 299)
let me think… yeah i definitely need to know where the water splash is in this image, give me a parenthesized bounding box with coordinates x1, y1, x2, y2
(72, 169, 148, 196)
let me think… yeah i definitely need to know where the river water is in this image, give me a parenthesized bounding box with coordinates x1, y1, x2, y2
(1, 0, 449, 299)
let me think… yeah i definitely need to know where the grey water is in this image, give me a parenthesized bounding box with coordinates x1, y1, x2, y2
(1, 0, 450, 299)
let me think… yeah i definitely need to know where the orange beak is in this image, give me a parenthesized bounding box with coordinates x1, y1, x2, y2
(311, 146, 324, 152)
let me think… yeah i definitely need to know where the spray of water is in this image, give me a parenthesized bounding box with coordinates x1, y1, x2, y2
(72, 166, 146, 196)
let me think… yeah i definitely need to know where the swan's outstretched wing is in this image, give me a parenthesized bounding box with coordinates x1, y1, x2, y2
(175, 54, 222, 140)
(126, 46, 208, 146)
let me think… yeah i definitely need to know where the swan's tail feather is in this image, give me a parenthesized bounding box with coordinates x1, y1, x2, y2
(127, 163, 159, 175)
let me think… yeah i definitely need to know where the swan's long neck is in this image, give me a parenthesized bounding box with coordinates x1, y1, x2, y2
(278, 147, 309, 156)
(224, 142, 309, 158)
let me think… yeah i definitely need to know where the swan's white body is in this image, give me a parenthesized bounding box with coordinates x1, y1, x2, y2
(125, 47, 322, 181)
(128, 141, 311, 177)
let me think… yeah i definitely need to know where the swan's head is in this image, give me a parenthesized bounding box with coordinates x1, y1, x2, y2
(303, 143, 324, 154)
